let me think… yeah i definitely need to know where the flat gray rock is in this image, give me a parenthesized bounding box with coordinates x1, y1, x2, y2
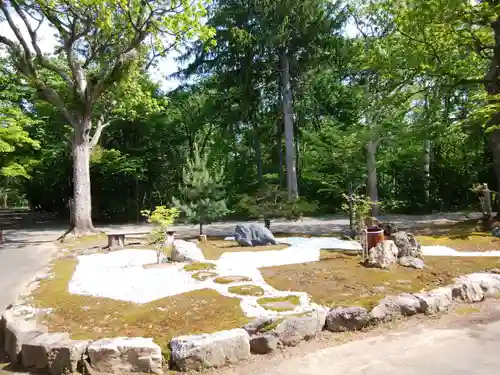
(170, 328, 250, 371)
(398, 256, 425, 269)
(88, 337, 162, 374)
(21, 332, 70, 370)
(326, 306, 370, 332)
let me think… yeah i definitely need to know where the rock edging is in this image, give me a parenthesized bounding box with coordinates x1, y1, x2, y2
(3, 271, 500, 374)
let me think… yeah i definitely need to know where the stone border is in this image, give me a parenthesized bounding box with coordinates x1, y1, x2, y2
(3, 270, 500, 373)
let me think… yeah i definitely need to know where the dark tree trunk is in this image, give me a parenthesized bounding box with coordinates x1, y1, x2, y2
(366, 140, 379, 216)
(255, 133, 263, 184)
(280, 49, 299, 200)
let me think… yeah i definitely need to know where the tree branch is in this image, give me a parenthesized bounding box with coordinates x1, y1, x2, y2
(89, 113, 110, 151)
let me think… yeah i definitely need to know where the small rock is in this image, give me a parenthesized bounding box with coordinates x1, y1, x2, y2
(398, 256, 425, 269)
(249, 334, 280, 354)
(414, 287, 452, 314)
(171, 240, 205, 263)
(234, 223, 278, 247)
(451, 282, 485, 303)
(88, 337, 162, 374)
(326, 306, 370, 332)
(273, 315, 323, 347)
(365, 240, 398, 269)
(170, 329, 250, 371)
(391, 231, 423, 259)
(21, 332, 70, 370)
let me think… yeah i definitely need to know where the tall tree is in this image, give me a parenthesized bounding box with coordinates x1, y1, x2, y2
(0, 0, 213, 234)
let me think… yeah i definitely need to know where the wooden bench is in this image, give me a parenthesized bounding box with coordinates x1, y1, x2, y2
(106, 231, 150, 248)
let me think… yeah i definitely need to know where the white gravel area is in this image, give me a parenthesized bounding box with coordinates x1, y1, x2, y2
(422, 245, 500, 257)
(68, 238, 500, 317)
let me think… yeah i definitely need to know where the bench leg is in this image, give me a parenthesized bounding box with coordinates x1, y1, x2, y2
(108, 235, 125, 248)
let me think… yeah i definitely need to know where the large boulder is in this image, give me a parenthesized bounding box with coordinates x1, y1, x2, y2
(21, 332, 70, 370)
(455, 273, 500, 297)
(326, 307, 370, 332)
(391, 231, 423, 259)
(370, 296, 402, 322)
(87, 337, 162, 374)
(451, 281, 484, 303)
(365, 240, 398, 269)
(414, 287, 452, 314)
(272, 315, 324, 347)
(170, 329, 250, 371)
(171, 240, 205, 263)
(234, 224, 278, 247)
(2, 309, 47, 364)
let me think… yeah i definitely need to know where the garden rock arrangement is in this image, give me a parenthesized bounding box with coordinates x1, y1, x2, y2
(234, 223, 278, 247)
(3, 270, 500, 373)
(365, 230, 424, 269)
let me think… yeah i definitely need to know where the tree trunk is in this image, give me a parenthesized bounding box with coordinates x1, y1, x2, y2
(423, 139, 431, 206)
(71, 127, 95, 234)
(280, 49, 299, 200)
(255, 133, 263, 184)
(488, 127, 500, 215)
(366, 140, 379, 216)
(485, 18, 500, 215)
(277, 123, 284, 188)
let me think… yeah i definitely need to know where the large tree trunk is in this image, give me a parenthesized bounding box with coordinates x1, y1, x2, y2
(423, 139, 431, 206)
(280, 49, 299, 200)
(486, 18, 500, 215)
(254, 131, 263, 184)
(366, 140, 379, 216)
(71, 125, 95, 234)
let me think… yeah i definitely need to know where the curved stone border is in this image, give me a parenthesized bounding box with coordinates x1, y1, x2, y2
(3, 270, 500, 373)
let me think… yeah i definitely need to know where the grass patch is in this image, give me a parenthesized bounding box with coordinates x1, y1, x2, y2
(57, 233, 107, 251)
(411, 219, 500, 252)
(214, 276, 251, 284)
(228, 285, 265, 296)
(261, 253, 500, 309)
(257, 295, 300, 312)
(183, 262, 216, 271)
(191, 271, 218, 281)
(198, 240, 288, 260)
(31, 259, 248, 356)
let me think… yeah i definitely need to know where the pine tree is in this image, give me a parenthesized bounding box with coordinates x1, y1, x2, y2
(173, 146, 229, 235)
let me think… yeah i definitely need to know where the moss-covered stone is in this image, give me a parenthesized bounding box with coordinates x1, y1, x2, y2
(257, 296, 300, 312)
(228, 285, 264, 296)
(191, 271, 218, 281)
(183, 262, 216, 271)
(214, 276, 251, 284)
